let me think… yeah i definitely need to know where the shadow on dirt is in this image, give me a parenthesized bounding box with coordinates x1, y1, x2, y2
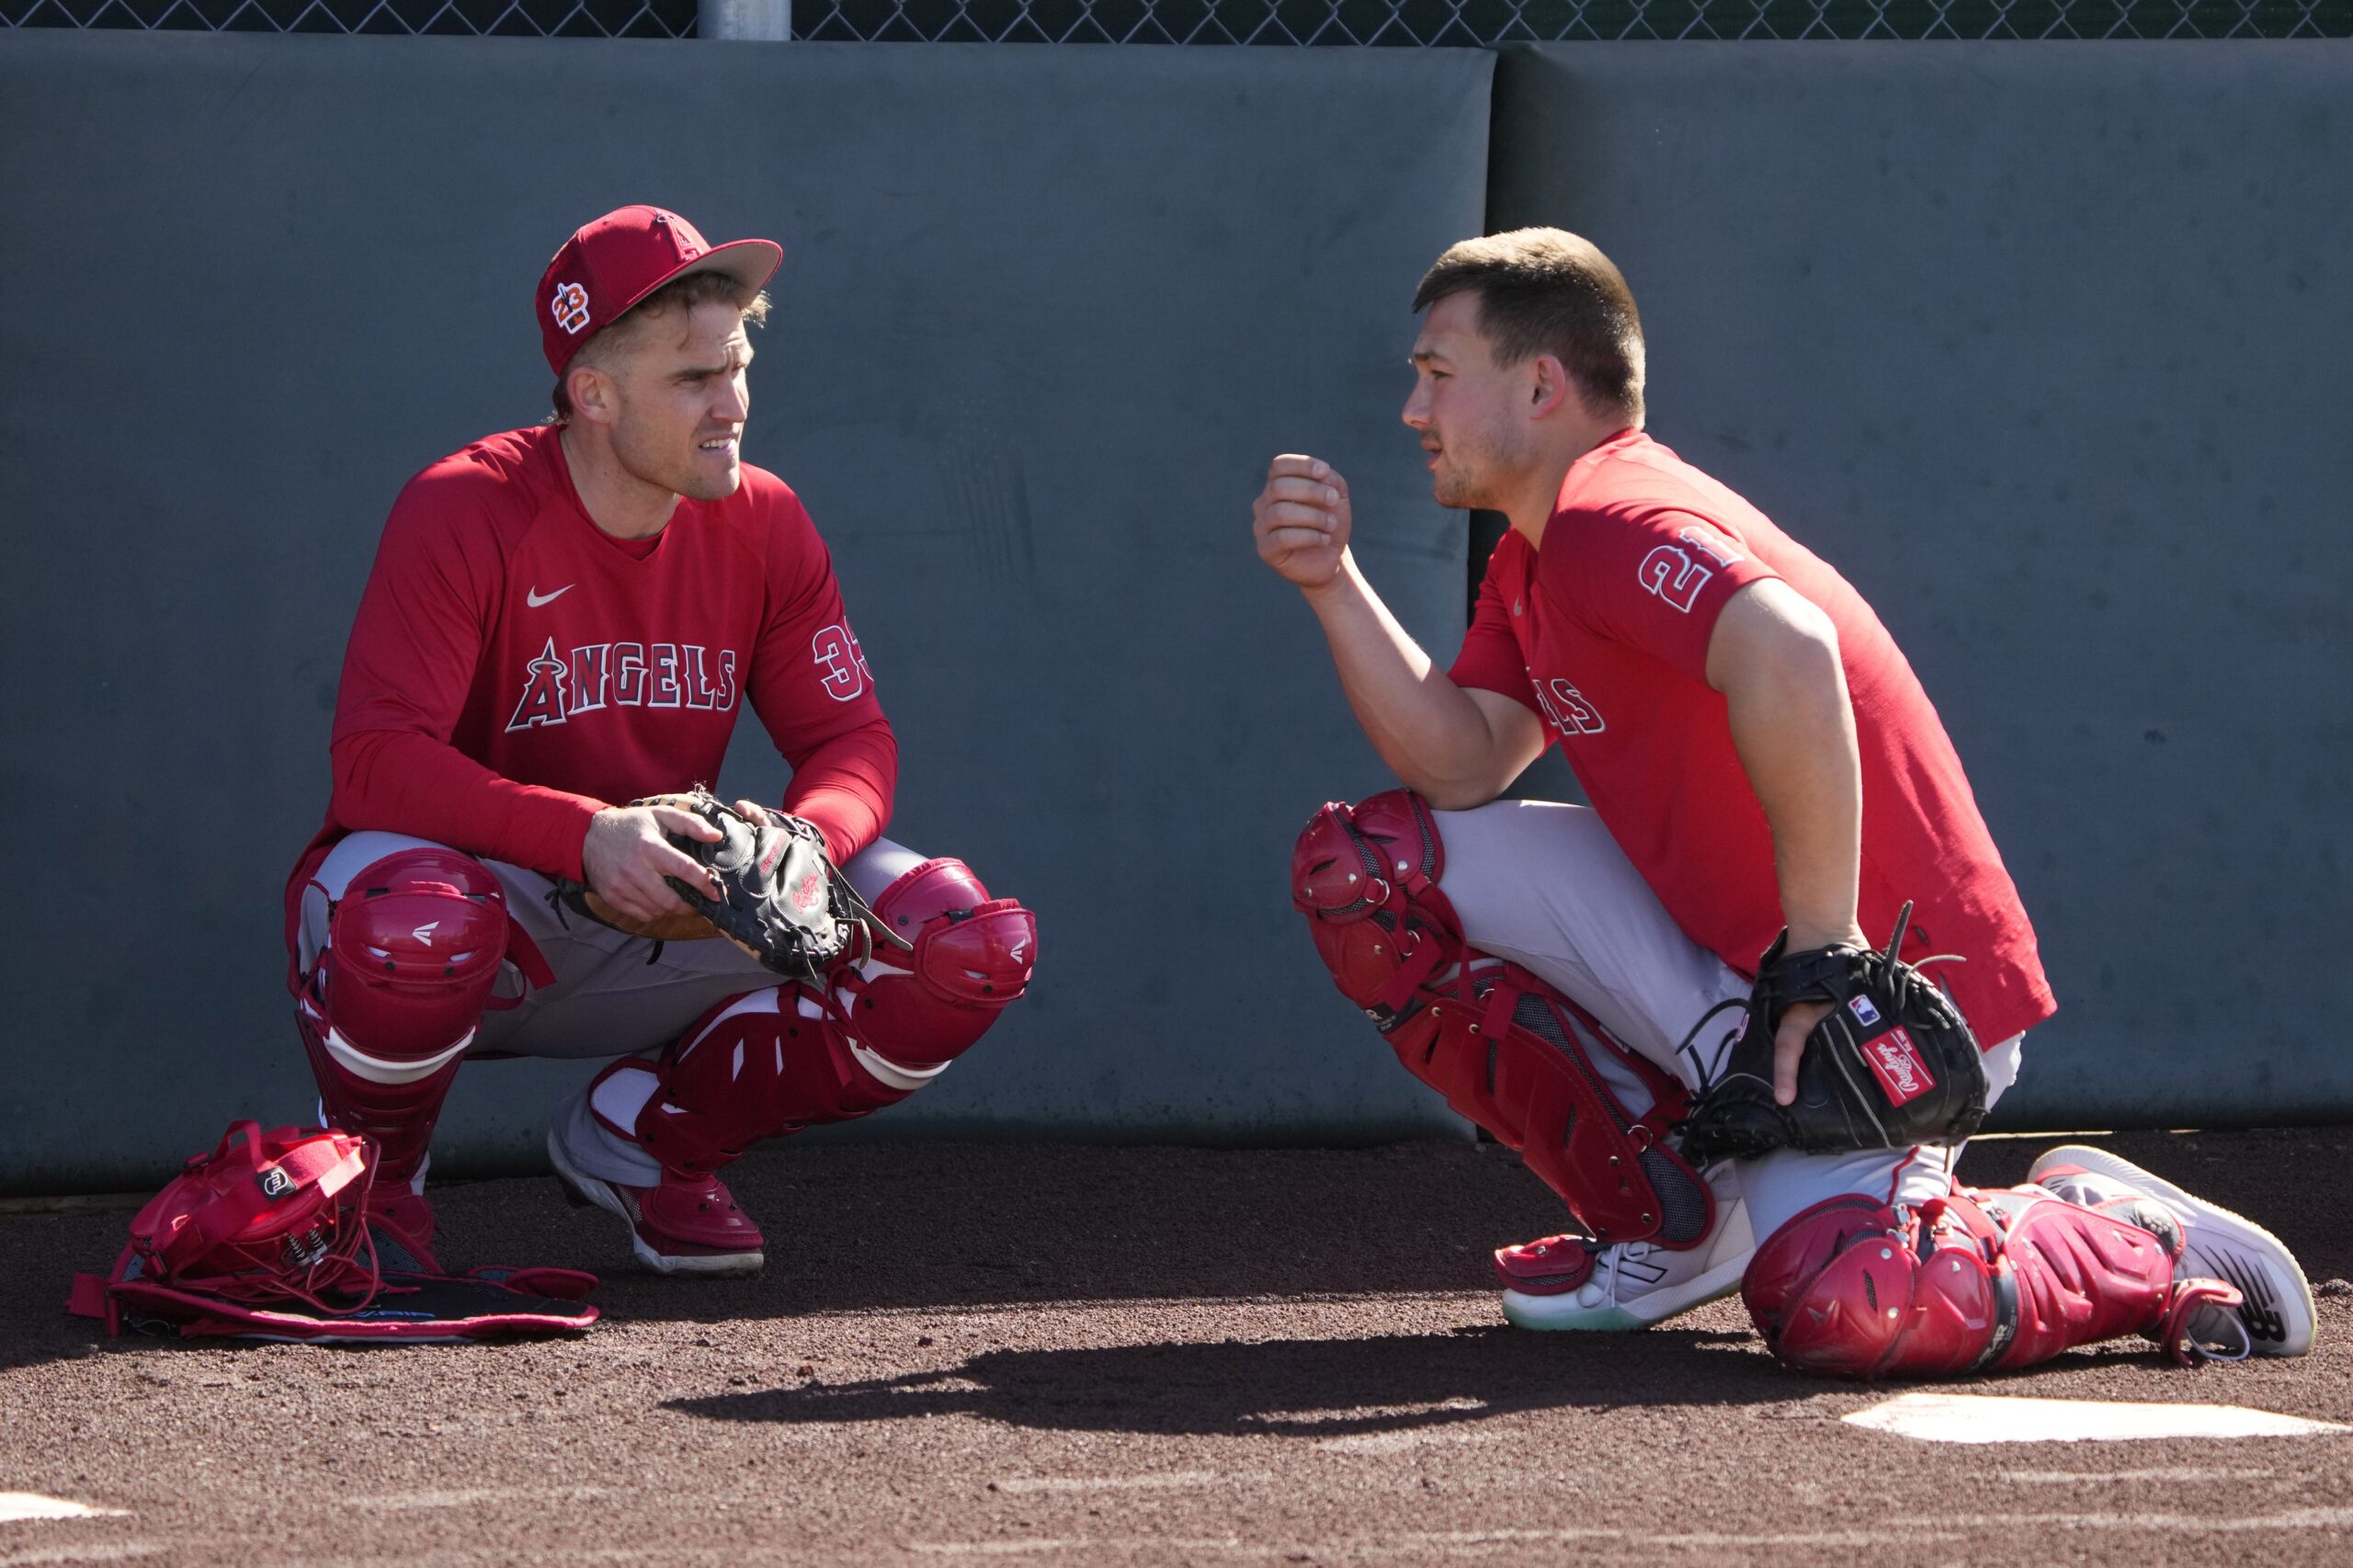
(663, 1323, 1801, 1437)
(10, 1131, 2345, 1373)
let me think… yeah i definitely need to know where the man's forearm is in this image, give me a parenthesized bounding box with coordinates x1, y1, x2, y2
(331, 730, 606, 881)
(1303, 556, 1507, 807)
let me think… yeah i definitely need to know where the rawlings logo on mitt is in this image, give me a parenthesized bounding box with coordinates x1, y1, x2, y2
(552, 790, 895, 982)
(1677, 902, 1987, 1167)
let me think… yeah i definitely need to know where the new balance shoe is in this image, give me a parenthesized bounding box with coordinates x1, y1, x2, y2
(546, 1126, 765, 1278)
(2029, 1144, 2315, 1358)
(1499, 1191, 1755, 1332)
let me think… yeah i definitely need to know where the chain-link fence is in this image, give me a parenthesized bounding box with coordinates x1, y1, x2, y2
(798, 0, 2350, 38)
(4, 0, 2343, 40)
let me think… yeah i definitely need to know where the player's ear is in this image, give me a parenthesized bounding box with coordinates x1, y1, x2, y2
(1528, 354, 1573, 419)
(566, 363, 617, 427)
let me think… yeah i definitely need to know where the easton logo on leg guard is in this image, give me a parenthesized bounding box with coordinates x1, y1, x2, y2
(256, 1165, 295, 1200)
(1863, 1027, 1935, 1107)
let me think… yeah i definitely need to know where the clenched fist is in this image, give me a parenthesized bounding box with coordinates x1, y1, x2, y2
(1253, 455, 1352, 592)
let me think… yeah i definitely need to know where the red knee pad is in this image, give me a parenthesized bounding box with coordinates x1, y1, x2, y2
(296, 847, 518, 1183)
(1292, 790, 1460, 1013)
(1744, 1187, 2223, 1379)
(842, 858, 1036, 1071)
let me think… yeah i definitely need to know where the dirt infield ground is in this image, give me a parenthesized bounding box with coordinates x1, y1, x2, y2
(3, 1128, 2348, 1567)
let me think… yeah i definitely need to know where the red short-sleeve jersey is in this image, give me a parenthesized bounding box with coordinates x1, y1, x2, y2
(296, 424, 894, 886)
(1449, 431, 2055, 1047)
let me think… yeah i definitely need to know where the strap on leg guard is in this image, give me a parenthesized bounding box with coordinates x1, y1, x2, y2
(1292, 791, 1711, 1253)
(1742, 1187, 2247, 1380)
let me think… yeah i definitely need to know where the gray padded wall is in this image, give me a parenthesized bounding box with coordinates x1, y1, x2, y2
(1489, 43, 2352, 1128)
(0, 33, 1493, 1189)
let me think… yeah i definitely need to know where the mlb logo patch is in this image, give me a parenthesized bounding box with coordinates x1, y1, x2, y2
(1848, 995, 1882, 1028)
(1862, 1027, 1936, 1108)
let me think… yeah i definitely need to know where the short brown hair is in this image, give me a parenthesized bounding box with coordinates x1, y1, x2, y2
(551, 270, 773, 423)
(1413, 228, 1645, 427)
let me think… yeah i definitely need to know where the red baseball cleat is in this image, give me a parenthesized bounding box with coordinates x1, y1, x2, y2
(546, 1128, 765, 1278)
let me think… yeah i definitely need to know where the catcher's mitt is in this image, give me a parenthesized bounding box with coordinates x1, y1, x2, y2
(1677, 903, 1986, 1167)
(553, 790, 892, 981)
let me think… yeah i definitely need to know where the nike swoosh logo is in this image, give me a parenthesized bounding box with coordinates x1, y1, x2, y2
(526, 585, 573, 608)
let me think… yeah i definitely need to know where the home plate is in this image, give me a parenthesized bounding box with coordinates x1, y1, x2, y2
(0, 1492, 126, 1521)
(1845, 1392, 2349, 1445)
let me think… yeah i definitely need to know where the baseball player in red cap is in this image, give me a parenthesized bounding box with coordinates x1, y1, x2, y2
(1259, 229, 2313, 1376)
(283, 206, 1037, 1278)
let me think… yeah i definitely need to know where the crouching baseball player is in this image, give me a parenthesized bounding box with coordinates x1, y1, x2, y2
(283, 206, 1036, 1278)
(1256, 229, 2314, 1375)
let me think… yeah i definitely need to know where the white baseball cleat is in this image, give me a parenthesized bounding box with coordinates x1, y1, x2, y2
(2029, 1143, 2316, 1358)
(1498, 1194, 1755, 1332)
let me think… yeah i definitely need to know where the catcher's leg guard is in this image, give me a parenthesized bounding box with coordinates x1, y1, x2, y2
(1292, 791, 1711, 1252)
(1741, 1186, 2249, 1379)
(620, 858, 1038, 1176)
(295, 847, 518, 1187)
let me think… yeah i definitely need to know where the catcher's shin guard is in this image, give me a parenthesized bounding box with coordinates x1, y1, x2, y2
(626, 858, 1037, 1176)
(1742, 1187, 2249, 1379)
(295, 847, 531, 1187)
(1292, 792, 1711, 1252)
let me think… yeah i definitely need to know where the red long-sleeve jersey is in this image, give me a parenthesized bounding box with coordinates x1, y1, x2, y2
(292, 424, 896, 892)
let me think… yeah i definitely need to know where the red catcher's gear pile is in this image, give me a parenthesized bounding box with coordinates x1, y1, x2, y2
(66, 1122, 597, 1343)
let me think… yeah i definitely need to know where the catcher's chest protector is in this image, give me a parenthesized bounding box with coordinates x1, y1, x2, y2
(1743, 1187, 2243, 1378)
(1292, 792, 1711, 1252)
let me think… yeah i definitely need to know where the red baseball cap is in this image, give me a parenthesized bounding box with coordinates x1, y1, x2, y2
(536, 205, 783, 375)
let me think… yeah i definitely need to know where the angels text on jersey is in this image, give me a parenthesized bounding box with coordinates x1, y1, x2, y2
(504, 623, 870, 733)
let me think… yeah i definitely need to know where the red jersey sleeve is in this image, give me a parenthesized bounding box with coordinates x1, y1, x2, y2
(329, 463, 606, 877)
(1541, 504, 1780, 682)
(745, 490, 896, 859)
(1447, 535, 1539, 710)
